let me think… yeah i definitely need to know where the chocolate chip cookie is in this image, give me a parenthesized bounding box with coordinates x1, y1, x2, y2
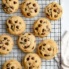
(18, 33, 36, 53)
(45, 2, 63, 20)
(2, 0, 19, 14)
(37, 39, 58, 60)
(33, 18, 51, 38)
(23, 53, 41, 69)
(20, 0, 40, 18)
(0, 34, 14, 55)
(6, 16, 26, 35)
(3, 59, 22, 69)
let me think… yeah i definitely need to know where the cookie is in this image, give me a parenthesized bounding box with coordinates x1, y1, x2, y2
(37, 39, 58, 60)
(6, 16, 26, 35)
(33, 18, 51, 38)
(2, 0, 19, 14)
(23, 53, 41, 69)
(20, 0, 40, 18)
(18, 33, 36, 53)
(45, 2, 63, 20)
(0, 34, 14, 55)
(3, 59, 22, 69)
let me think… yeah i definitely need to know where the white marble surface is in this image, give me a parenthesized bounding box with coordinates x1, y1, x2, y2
(61, 0, 69, 35)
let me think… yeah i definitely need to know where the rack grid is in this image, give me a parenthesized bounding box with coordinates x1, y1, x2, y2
(0, 0, 61, 69)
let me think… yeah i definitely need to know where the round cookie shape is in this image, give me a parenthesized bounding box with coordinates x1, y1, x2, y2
(3, 59, 22, 69)
(0, 34, 14, 55)
(18, 33, 36, 52)
(2, 0, 19, 14)
(45, 2, 63, 20)
(33, 18, 51, 38)
(37, 39, 58, 60)
(20, 0, 40, 18)
(6, 16, 26, 35)
(23, 53, 41, 69)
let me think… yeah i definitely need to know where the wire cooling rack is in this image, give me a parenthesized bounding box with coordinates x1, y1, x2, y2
(0, 0, 61, 69)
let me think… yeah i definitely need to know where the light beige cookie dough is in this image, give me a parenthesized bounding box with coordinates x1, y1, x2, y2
(6, 16, 26, 35)
(0, 34, 14, 55)
(23, 53, 41, 69)
(2, 0, 19, 14)
(20, 0, 40, 18)
(18, 33, 36, 53)
(45, 2, 63, 20)
(33, 18, 51, 38)
(3, 59, 22, 69)
(37, 39, 58, 60)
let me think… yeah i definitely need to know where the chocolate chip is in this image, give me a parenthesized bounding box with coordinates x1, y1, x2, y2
(48, 48, 51, 51)
(53, 9, 57, 12)
(44, 54, 50, 56)
(54, 15, 58, 17)
(13, 1, 17, 4)
(6, 63, 10, 67)
(21, 38, 23, 40)
(38, 24, 41, 27)
(7, 49, 9, 51)
(16, 26, 19, 29)
(29, 67, 32, 69)
(33, 3, 36, 7)
(8, 20, 12, 24)
(43, 43, 46, 46)
(2, 4, 6, 8)
(15, 20, 18, 23)
(35, 27, 38, 30)
(2, 47, 5, 50)
(27, 13, 31, 16)
(42, 29, 45, 32)
(40, 51, 42, 55)
(4, 37, 7, 40)
(7, 68, 10, 69)
(5, 42, 9, 45)
(20, 42, 23, 44)
(24, 39, 27, 42)
(26, 2, 31, 6)
(34, 9, 37, 12)
(53, 4, 57, 7)
(10, 6, 14, 9)
(28, 33, 31, 35)
(11, 66, 15, 69)
(24, 46, 30, 49)
(40, 20, 42, 23)
(32, 47, 34, 49)
(46, 13, 49, 17)
(31, 57, 34, 60)
(41, 33, 45, 35)
(27, 57, 29, 61)
(35, 60, 37, 62)
(25, 8, 27, 11)
(0, 46, 1, 48)
(29, 63, 31, 65)
(11, 25, 14, 31)
(39, 46, 42, 50)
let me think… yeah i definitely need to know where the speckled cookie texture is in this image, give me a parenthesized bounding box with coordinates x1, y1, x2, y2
(20, 0, 40, 18)
(23, 53, 41, 69)
(3, 59, 22, 69)
(37, 39, 58, 60)
(0, 34, 14, 55)
(18, 33, 36, 53)
(45, 2, 63, 20)
(6, 16, 26, 35)
(2, 0, 19, 14)
(33, 18, 51, 38)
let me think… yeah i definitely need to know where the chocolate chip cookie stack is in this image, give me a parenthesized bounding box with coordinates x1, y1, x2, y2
(1, 0, 63, 69)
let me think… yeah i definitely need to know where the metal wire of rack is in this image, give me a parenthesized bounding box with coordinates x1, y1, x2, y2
(0, 0, 61, 69)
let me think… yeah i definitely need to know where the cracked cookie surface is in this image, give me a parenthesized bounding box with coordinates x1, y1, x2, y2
(3, 59, 22, 69)
(20, 0, 40, 18)
(33, 18, 51, 38)
(0, 34, 14, 55)
(23, 53, 41, 69)
(18, 33, 36, 53)
(37, 39, 58, 60)
(2, 0, 19, 14)
(45, 2, 63, 20)
(6, 16, 26, 35)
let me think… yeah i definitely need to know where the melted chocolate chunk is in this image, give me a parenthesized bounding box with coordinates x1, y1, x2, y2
(4, 37, 7, 40)
(34, 9, 37, 12)
(29, 66, 32, 69)
(31, 57, 34, 60)
(38, 24, 41, 27)
(24, 39, 27, 42)
(43, 43, 46, 46)
(40, 20, 42, 23)
(15, 20, 18, 23)
(16, 26, 19, 29)
(5, 42, 9, 45)
(48, 48, 51, 51)
(33, 3, 36, 7)
(27, 57, 29, 61)
(8, 20, 12, 24)
(13, 1, 17, 4)
(27, 13, 31, 16)
(35, 27, 38, 30)
(0, 46, 1, 48)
